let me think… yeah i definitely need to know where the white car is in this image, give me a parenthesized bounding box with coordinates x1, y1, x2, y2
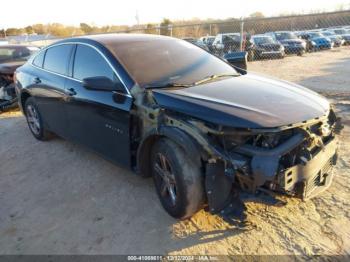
(212, 33, 241, 52)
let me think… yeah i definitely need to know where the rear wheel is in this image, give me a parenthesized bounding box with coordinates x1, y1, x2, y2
(151, 138, 205, 219)
(24, 97, 52, 140)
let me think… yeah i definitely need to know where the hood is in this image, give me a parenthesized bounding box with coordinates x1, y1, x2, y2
(152, 73, 330, 129)
(0, 61, 26, 75)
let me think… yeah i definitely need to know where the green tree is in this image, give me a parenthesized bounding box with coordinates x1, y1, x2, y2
(145, 23, 157, 34)
(249, 12, 265, 18)
(32, 24, 46, 34)
(160, 18, 172, 36)
(80, 23, 93, 34)
(25, 26, 34, 34)
(5, 28, 24, 36)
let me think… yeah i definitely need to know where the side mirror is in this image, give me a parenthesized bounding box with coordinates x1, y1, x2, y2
(82, 76, 125, 92)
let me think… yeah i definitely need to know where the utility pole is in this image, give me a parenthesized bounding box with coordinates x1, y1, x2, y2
(239, 17, 244, 51)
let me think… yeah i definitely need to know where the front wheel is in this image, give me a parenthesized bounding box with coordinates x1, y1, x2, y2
(151, 138, 205, 219)
(297, 50, 305, 56)
(24, 97, 52, 141)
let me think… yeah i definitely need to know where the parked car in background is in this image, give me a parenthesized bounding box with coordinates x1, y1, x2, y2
(15, 34, 340, 219)
(0, 45, 39, 112)
(199, 36, 216, 52)
(250, 35, 285, 60)
(212, 33, 241, 55)
(0, 39, 9, 45)
(266, 31, 306, 55)
(321, 31, 344, 47)
(183, 38, 209, 51)
(329, 28, 350, 45)
(298, 32, 333, 51)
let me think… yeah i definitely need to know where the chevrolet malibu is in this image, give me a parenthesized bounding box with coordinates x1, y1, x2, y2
(15, 34, 340, 219)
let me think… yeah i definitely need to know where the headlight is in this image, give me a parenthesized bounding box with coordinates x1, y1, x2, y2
(301, 42, 306, 48)
(311, 41, 316, 46)
(280, 45, 285, 51)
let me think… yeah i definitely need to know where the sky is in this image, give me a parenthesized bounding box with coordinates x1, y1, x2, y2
(1, 0, 350, 28)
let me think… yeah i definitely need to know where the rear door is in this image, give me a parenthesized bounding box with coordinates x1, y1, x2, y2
(64, 44, 133, 167)
(30, 44, 74, 138)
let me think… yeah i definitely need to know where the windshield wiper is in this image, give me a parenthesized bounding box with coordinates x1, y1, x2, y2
(144, 82, 193, 89)
(194, 73, 240, 86)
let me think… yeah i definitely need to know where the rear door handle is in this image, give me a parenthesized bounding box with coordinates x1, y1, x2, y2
(33, 77, 41, 84)
(66, 87, 77, 96)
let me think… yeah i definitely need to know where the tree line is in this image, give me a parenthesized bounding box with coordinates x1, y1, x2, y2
(1, 9, 349, 39)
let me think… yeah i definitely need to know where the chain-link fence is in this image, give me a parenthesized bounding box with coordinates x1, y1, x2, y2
(4, 10, 350, 62)
(117, 10, 350, 61)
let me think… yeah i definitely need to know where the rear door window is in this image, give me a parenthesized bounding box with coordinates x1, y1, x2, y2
(43, 44, 73, 75)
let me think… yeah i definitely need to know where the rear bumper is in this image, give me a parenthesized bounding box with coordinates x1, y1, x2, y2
(278, 137, 338, 199)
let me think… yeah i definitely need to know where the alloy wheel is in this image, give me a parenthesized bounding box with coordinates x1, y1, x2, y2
(26, 105, 41, 135)
(154, 153, 177, 207)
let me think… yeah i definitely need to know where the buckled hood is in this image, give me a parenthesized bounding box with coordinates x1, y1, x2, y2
(152, 73, 330, 129)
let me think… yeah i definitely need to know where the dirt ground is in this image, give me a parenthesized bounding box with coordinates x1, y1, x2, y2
(0, 47, 349, 256)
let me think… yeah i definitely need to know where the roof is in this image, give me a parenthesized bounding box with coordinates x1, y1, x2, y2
(78, 33, 173, 45)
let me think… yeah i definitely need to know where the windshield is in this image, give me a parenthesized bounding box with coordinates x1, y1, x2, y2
(108, 37, 238, 88)
(334, 29, 347, 35)
(253, 36, 275, 44)
(275, 32, 298, 40)
(0, 46, 39, 63)
(207, 38, 215, 44)
(309, 32, 323, 38)
(322, 31, 334, 36)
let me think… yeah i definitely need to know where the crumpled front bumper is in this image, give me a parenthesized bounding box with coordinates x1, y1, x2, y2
(278, 137, 338, 200)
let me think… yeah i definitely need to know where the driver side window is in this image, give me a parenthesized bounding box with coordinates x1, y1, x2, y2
(73, 44, 121, 85)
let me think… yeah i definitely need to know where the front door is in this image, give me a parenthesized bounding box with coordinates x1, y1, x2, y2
(64, 44, 133, 167)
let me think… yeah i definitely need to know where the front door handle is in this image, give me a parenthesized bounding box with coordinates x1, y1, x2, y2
(33, 77, 41, 84)
(66, 88, 77, 96)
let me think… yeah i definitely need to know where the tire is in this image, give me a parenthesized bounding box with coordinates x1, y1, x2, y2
(297, 50, 305, 56)
(151, 138, 205, 219)
(24, 97, 52, 141)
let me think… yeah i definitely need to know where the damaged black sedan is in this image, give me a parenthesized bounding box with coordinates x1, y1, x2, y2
(15, 34, 340, 219)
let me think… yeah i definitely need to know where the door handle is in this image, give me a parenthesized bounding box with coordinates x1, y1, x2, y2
(33, 77, 41, 84)
(66, 88, 77, 96)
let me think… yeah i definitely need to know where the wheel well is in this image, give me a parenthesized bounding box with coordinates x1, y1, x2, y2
(20, 92, 31, 114)
(137, 135, 161, 177)
(136, 128, 207, 177)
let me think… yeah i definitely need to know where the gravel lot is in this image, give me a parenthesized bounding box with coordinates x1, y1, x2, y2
(0, 47, 349, 256)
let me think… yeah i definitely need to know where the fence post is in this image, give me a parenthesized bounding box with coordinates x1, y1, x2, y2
(239, 17, 244, 51)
